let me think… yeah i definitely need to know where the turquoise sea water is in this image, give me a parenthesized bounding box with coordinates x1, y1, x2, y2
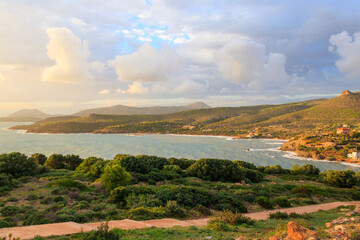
(0, 122, 359, 172)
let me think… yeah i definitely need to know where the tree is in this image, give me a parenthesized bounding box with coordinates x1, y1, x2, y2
(0, 152, 37, 178)
(30, 153, 47, 165)
(322, 170, 357, 188)
(100, 164, 132, 191)
(76, 157, 106, 180)
(64, 154, 83, 170)
(187, 158, 246, 182)
(45, 154, 66, 169)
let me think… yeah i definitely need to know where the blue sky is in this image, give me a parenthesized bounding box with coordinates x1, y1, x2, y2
(0, 0, 359, 115)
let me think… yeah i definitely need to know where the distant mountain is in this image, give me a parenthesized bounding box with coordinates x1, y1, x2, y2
(72, 102, 211, 116)
(0, 109, 52, 122)
(13, 90, 360, 138)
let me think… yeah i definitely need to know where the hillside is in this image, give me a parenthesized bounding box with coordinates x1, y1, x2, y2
(10, 91, 360, 137)
(72, 102, 210, 116)
(10, 100, 319, 135)
(0, 109, 52, 122)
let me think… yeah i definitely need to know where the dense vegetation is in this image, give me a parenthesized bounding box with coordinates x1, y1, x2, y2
(1, 151, 360, 232)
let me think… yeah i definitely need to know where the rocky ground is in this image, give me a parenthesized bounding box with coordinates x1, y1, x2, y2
(267, 206, 360, 240)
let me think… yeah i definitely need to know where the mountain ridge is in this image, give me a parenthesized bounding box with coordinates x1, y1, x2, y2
(72, 102, 210, 116)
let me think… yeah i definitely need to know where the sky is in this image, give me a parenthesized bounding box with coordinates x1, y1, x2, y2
(1, 0, 360, 116)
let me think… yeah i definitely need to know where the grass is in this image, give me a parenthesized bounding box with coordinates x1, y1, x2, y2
(43, 205, 357, 240)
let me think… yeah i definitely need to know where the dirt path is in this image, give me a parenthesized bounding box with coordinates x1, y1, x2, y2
(1, 201, 359, 239)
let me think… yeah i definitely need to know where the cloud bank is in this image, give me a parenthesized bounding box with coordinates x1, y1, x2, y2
(42, 27, 94, 83)
(329, 31, 360, 79)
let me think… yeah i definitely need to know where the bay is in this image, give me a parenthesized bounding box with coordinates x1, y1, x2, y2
(0, 122, 359, 172)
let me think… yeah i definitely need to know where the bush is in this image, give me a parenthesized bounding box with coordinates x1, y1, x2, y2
(0, 220, 13, 228)
(110, 186, 130, 205)
(168, 158, 196, 170)
(217, 210, 254, 225)
(187, 158, 246, 182)
(262, 165, 287, 174)
(270, 212, 289, 219)
(291, 164, 320, 176)
(128, 206, 166, 220)
(165, 200, 186, 217)
(321, 170, 357, 188)
(291, 186, 312, 196)
(48, 178, 87, 190)
(75, 157, 106, 180)
(214, 192, 247, 213)
(26, 193, 38, 201)
(83, 222, 119, 240)
(30, 153, 47, 165)
(163, 165, 183, 174)
(207, 219, 230, 231)
(272, 196, 291, 208)
(0, 206, 20, 217)
(100, 164, 132, 191)
(233, 160, 257, 170)
(114, 155, 151, 174)
(254, 196, 273, 209)
(243, 168, 264, 183)
(126, 193, 162, 209)
(63, 154, 83, 170)
(0, 152, 37, 178)
(155, 185, 212, 208)
(45, 154, 66, 169)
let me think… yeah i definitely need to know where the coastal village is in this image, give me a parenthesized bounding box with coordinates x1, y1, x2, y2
(280, 125, 360, 163)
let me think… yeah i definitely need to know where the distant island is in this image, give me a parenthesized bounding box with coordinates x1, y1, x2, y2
(0, 109, 52, 122)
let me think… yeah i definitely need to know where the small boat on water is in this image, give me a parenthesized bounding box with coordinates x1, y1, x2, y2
(244, 148, 250, 151)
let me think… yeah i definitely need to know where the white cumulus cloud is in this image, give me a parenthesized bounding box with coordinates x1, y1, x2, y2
(329, 31, 360, 79)
(108, 43, 181, 82)
(42, 27, 94, 83)
(98, 89, 110, 95)
(126, 82, 149, 94)
(215, 38, 295, 89)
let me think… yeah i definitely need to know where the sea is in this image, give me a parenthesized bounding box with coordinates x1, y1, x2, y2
(0, 122, 359, 172)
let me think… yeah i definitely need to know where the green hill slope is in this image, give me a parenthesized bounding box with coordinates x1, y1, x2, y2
(11, 91, 360, 137)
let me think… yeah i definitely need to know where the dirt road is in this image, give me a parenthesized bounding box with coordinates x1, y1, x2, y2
(1, 201, 359, 239)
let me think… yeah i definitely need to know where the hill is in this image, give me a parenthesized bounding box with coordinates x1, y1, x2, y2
(0, 109, 52, 122)
(72, 102, 210, 116)
(11, 90, 360, 137)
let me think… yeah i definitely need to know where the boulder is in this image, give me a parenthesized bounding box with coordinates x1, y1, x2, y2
(285, 221, 319, 240)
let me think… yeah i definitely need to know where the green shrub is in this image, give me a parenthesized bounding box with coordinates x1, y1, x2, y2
(63, 154, 83, 170)
(26, 193, 38, 201)
(30, 153, 47, 165)
(0, 152, 37, 178)
(45, 154, 66, 169)
(168, 158, 196, 170)
(243, 168, 264, 183)
(110, 186, 130, 205)
(53, 196, 65, 202)
(126, 193, 162, 209)
(187, 158, 246, 182)
(0, 220, 13, 228)
(270, 212, 289, 219)
(48, 178, 87, 190)
(207, 219, 230, 231)
(22, 211, 52, 226)
(84, 222, 119, 240)
(291, 186, 312, 196)
(291, 164, 320, 176)
(272, 196, 291, 208)
(234, 160, 257, 170)
(0, 206, 20, 217)
(262, 165, 288, 174)
(75, 157, 106, 180)
(217, 210, 254, 225)
(321, 170, 357, 188)
(254, 196, 273, 209)
(165, 200, 186, 217)
(163, 165, 183, 174)
(155, 185, 212, 208)
(214, 192, 247, 213)
(128, 206, 166, 220)
(100, 164, 132, 191)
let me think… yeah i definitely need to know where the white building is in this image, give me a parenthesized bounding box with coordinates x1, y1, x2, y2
(347, 152, 360, 160)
